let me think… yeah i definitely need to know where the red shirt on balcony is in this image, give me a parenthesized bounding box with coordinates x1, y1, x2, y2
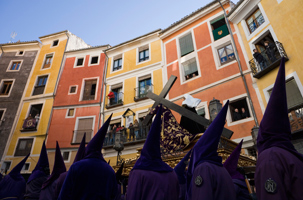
(108, 91, 115, 99)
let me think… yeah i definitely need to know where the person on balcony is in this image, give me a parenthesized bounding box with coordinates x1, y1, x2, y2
(241, 108, 250, 119)
(233, 108, 242, 121)
(129, 123, 135, 141)
(134, 119, 139, 139)
(264, 41, 277, 63)
(108, 90, 115, 105)
(253, 49, 266, 71)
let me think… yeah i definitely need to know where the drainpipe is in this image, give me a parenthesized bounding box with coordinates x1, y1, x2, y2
(45, 31, 70, 141)
(217, 0, 259, 127)
(98, 49, 109, 129)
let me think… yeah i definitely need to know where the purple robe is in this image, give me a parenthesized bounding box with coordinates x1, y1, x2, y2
(126, 169, 179, 200)
(232, 179, 250, 200)
(39, 179, 58, 200)
(190, 162, 236, 200)
(58, 158, 118, 200)
(0, 175, 26, 199)
(54, 171, 67, 199)
(24, 175, 48, 199)
(255, 147, 303, 200)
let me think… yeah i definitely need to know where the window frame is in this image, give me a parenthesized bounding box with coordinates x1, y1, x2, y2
(245, 9, 265, 34)
(14, 137, 34, 157)
(68, 85, 78, 95)
(62, 151, 71, 163)
(22, 162, 31, 172)
(113, 58, 123, 72)
(16, 50, 24, 56)
(73, 116, 96, 143)
(66, 108, 76, 118)
(32, 75, 48, 96)
(181, 57, 199, 82)
(79, 77, 99, 101)
(217, 43, 236, 65)
(74, 57, 85, 68)
(136, 44, 151, 65)
(178, 32, 195, 57)
(51, 40, 59, 47)
(88, 55, 100, 66)
(42, 53, 54, 69)
(0, 108, 6, 126)
(7, 60, 23, 72)
(0, 161, 12, 172)
(0, 79, 15, 97)
(23, 102, 44, 132)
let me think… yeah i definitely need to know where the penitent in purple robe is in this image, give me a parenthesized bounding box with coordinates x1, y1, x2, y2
(255, 58, 303, 200)
(0, 154, 29, 199)
(187, 101, 236, 200)
(233, 179, 250, 200)
(25, 141, 50, 200)
(39, 142, 66, 200)
(127, 106, 179, 200)
(58, 114, 118, 200)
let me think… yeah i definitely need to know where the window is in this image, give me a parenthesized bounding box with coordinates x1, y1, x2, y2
(90, 56, 99, 65)
(246, 9, 265, 33)
(112, 87, 123, 105)
(82, 79, 97, 100)
(229, 98, 251, 122)
(67, 108, 75, 117)
(22, 163, 30, 171)
(69, 86, 77, 94)
(75, 117, 94, 143)
(0, 81, 13, 96)
(113, 58, 122, 71)
(268, 78, 303, 110)
(1, 161, 11, 173)
(9, 61, 21, 71)
(76, 58, 84, 67)
(52, 40, 59, 47)
(138, 78, 152, 98)
(247, 147, 257, 158)
(15, 138, 33, 156)
(18, 51, 24, 55)
(62, 152, 70, 161)
(179, 33, 194, 57)
(139, 49, 149, 62)
(28, 104, 43, 120)
(196, 107, 206, 118)
(43, 54, 53, 69)
(182, 58, 199, 81)
(0, 110, 4, 121)
(33, 76, 48, 95)
(218, 44, 235, 64)
(211, 16, 229, 41)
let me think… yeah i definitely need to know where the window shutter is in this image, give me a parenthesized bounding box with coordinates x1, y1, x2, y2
(179, 33, 194, 57)
(76, 118, 94, 143)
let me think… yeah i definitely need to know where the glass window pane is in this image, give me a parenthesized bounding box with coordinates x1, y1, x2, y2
(19, 140, 27, 150)
(16, 63, 20, 70)
(43, 77, 48, 85)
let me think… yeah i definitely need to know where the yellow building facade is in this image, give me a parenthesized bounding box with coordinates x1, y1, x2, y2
(102, 29, 164, 165)
(228, 0, 303, 151)
(1, 31, 89, 172)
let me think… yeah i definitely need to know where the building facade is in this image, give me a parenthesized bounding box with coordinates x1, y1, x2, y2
(103, 29, 164, 165)
(160, 0, 264, 154)
(1, 31, 89, 172)
(0, 41, 40, 172)
(228, 0, 303, 153)
(46, 45, 109, 169)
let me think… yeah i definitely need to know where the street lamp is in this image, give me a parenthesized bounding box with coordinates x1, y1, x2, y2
(113, 130, 124, 165)
(208, 98, 222, 121)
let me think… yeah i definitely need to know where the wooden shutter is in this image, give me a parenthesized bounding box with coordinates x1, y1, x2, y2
(76, 118, 94, 143)
(179, 33, 194, 57)
(83, 79, 97, 100)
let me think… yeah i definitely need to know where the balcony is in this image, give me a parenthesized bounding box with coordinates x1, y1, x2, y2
(103, 125, 151, 148)
(249, 41, 289, 79)
(106, 92, 124, 109)
(212, 24, 229, 41)
(134, 84, 153, 102)
(72, 129, 93, 144)
(289, 106, 303, 134)
(20, 117, 38, 132)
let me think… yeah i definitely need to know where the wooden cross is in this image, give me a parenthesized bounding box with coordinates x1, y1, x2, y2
(143, 75, 233, 139)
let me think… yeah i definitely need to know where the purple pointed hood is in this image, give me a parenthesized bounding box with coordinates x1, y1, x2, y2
(223, 140, 244, 180)
(42, 141, 66, 189)
(257, 58, 303, 160)
(84, 114, 112, 160)
(9, 154, 29, 180)
(27, 141, 49, 183)
(132, 105, 172, 172)
(116, 162, 124, 183)
(174, 150, 192, 184)
(73, 133, 86, 163)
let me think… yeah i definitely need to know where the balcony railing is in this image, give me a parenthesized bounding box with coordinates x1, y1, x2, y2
(289, 106, 303, 134)
(103, 125, 151, 147)
(72, 129, 93, 144)
(249, 41, 289, 79)
(134, 84, 153, 101)
(106, 92, 124, 109)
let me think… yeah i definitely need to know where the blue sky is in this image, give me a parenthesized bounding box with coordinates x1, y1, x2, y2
(0, 0, 239, 46)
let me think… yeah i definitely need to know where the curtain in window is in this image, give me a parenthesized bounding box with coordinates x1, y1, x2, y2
(183, 59, 198, 76)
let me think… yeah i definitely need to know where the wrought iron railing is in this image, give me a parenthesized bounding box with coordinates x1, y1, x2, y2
(106, 92, 124, 108)
(72, 129, 93, 144)
(103, 125, 151, 147)
(134, 84, 153, 101)
(289, 106, 303, 134)
(249, 41, 288, 78)
(247, 14, 265, 33)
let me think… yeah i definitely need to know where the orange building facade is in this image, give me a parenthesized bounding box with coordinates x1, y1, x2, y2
(46, 45, 109, 169)
(160, 0, 264, 153)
